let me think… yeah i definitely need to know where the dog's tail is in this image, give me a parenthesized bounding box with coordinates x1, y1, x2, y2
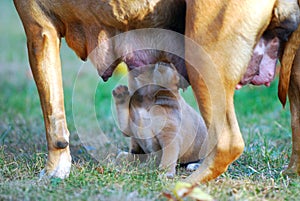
(278, 24, 300, 107)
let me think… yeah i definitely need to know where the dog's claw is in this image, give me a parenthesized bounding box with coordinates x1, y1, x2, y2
(165, 172, 175, 179)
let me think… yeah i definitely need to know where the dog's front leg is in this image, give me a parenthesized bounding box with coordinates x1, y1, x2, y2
(20, 19, 71, 178)
(286, 48, 300, 176)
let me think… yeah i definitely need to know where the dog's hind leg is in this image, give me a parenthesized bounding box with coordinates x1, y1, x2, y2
(184, 64, 245, 183)
(285, 48, 300, 176)
(14, 1, 71, 179)
(184, 0, 275, 183)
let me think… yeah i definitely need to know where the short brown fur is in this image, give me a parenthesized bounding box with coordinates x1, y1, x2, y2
(113, 63, 207, 178)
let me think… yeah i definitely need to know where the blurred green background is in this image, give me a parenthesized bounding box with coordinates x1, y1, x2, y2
(1, 1, 299, 200)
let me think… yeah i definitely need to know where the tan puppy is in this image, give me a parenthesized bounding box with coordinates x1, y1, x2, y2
(113, 63, 207, 178)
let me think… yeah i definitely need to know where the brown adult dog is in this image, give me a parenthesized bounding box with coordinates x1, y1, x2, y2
(184, 0, 300, 183)
(14, 0, 300, 182)
(113, 63, 207, 178)
(13, 0, 186, 178)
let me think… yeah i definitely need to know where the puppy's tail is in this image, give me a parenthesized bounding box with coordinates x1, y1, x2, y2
(278, 24, 300, 107)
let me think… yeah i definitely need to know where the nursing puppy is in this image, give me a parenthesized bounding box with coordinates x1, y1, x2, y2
(113, 63, 207, 178)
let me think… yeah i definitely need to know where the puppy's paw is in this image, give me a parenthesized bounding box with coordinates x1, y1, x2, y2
(186, 163, 200, 172)
(159, 165, 176, 179)
(116, 151, 129, 160)
(158, 171, 175, 180)
(165, 172, 175, 179)
(113, 85, 130, 103)
(115, 151, 135, 165)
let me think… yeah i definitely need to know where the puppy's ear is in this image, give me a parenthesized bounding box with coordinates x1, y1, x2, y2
(153, 62, 181, 90)
(170, 63, 189, 91)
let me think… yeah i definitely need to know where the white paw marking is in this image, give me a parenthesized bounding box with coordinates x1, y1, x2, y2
(39, 151, 71, 180)
(52, 151, 72, 179)
(186, 163, 200, 172)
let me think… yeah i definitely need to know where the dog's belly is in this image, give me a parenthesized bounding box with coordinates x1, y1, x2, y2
(37, 0, 186, 82)
(238, 36, 280, 88)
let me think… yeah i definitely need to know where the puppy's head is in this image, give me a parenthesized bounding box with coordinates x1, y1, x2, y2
(128, 62, 180, 94)
(152, 62, 180, 91)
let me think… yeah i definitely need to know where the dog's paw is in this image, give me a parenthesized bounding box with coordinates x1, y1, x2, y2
(165, 172, 175, 179)
(159, 164, 176, 179)
(113, 85, 130, 103)
(116, 151, 129, 160)
(158, 171, 175, 180)
(115, 151, 132, 165)
(39, 149, 72, 180)
(186, 163, 201, 172)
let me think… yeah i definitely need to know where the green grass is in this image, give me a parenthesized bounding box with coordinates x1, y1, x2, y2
(1, 1, 300, 200)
